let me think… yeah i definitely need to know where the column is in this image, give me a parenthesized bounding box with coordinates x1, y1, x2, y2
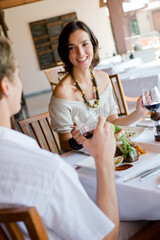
(107, 0, 127, 54)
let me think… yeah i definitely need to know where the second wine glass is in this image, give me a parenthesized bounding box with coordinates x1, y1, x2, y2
(142, 86, 160, 112)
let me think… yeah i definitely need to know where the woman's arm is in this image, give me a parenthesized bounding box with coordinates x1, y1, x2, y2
(59, 132, 72, 152)
(108, 96, 149, 126)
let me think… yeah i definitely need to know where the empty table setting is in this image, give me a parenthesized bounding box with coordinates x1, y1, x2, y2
(95, 56, 142, 75)
(97, 57, 160, 104)
(62, 119, 160, 221)
(119, 60, 160, 80)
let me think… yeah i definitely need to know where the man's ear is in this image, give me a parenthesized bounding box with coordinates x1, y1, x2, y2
(0, 77, 10, 97)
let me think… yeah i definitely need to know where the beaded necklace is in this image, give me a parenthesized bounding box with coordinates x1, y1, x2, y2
(71, 70, 100, 108)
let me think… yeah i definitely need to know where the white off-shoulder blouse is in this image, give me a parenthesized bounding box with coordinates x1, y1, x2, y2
(49, 81, 118, 133)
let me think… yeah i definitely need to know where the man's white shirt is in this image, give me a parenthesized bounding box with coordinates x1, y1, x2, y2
(0, 127, 114, 240)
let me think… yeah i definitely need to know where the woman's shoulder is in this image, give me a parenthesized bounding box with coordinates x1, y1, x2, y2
(53, 74, 73, 99)
(93, 69, 110, 92)
(94, 69, 110, 82)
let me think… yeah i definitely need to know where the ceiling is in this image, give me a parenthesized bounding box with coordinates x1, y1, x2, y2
(122, 0, 160, 12)
(0, 0, 42, 9)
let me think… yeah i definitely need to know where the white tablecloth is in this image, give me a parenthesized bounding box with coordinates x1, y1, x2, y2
(95, 57, 142, 76)
(119, 61, 160, 99)
(97, 60, 160, 107)
(62, 125, 160, 221)
(120, 60, 160, 80)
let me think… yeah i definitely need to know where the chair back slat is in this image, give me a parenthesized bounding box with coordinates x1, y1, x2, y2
(0, 225, 10, 240)
(110, 76, 123, 114)
(0, 207, 49, 240)
(39, 118, 60, 153)
(46, 116, 61, 152)
(30, 121, 50, 152)
(5, 223, 24, 240)
(44, 66, 66, 91)
(109, 74, 138, 116)
(18, 112, 61, 154)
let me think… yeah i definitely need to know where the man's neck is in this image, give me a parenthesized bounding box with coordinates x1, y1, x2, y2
(0, 101, 11, 128)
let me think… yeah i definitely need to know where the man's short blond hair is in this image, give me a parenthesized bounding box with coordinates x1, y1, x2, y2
(0, 36, 16, 99)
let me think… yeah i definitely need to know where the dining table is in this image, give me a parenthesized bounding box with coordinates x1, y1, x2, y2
(95, 57, 142, 76)
(62, 118, 160, 222)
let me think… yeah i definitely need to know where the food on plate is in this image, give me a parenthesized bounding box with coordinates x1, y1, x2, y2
(115, 163, 133, 171)
(115, 137, 139, 163)
(112, 124, 143, 141)
(114, 156, 123, 165)
(115, 129, 125, 140)
(135, 145, 146, 156)
(114, 156, 124, 168)
(112, 124, 146, 165)
(123, 129, 138, 139)
(112, 124, 125, 140)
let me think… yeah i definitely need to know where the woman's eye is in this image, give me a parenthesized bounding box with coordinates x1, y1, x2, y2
(68, 46, 75, 51)
(83, 42, 89, 47)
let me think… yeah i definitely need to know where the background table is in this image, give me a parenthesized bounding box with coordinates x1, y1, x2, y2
(97, 59, 160, 112)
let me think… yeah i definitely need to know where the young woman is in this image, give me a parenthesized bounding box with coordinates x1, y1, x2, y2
(49, 21, 148, 152)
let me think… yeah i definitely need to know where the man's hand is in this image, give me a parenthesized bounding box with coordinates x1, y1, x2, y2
(79, 116, 119, 240)
(81, 116, 116, 165)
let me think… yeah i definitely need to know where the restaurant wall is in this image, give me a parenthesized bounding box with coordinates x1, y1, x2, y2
(136, 11, 152, 35)
(4, 0, 115, 95)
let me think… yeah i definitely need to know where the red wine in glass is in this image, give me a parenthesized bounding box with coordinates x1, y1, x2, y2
(83, 130, 93, 139)
(74, 111, 98, 139)
(144, 102, 160, 112)
(142, 87, 160, 112)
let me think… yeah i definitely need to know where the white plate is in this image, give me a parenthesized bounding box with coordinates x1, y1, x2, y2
(75, 156, 96, 171)
(117, 126, 146, 141)
(75, 142, 160, 177)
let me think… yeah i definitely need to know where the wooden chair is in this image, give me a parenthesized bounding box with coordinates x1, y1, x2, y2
(18, 112, 61, 154)
(0, 206, 49, 240)
(129, 220, 160, 240)
(44, 66, 66, 91)
(109, 74, 138, 116)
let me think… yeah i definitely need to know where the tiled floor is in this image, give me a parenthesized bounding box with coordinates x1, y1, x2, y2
(25, 90, 52, 117)
(14, 90, 52, 130)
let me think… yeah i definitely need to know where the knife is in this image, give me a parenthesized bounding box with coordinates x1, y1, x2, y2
(140, 166, 160, 181)
(136, 124, 154, 129)
(124, 168, 154, 182)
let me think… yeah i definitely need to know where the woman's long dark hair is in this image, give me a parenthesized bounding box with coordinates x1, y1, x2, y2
(58, 21, 100, 73)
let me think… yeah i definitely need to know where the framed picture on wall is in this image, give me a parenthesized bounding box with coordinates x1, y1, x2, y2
(29, 12, 77, 70)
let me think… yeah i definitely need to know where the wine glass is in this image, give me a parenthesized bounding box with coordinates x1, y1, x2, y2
(74, 110, 98, 139)
(142, 86, 160, 141)
(142, 86, 160, 112)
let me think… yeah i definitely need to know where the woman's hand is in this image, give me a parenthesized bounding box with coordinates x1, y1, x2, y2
(136, 96, 149, 117)
(71, 123, 84, 145)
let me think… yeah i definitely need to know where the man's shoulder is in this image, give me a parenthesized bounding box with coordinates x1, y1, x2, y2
(0, 126, 39, 149)
(0, 127, 62, 167)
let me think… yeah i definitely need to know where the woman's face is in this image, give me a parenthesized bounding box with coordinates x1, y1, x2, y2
(68, 29, 94, 71)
